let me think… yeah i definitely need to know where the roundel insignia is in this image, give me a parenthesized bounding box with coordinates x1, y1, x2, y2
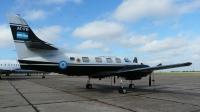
(59, 60, 68, 69)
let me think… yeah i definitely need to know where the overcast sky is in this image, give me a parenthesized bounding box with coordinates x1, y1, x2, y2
(0, 0, 200, 71)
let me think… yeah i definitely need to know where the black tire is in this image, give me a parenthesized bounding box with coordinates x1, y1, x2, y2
(86, 84, 89, 89)
(42, 76, 45, 78)
(0, 76, 1, 79)
(129, 84, 135, 89)
(88, 84, 92, 89)
(118, 87, 122, 93)
(86, 84, 92, 89)
(122, 88, 127, 94)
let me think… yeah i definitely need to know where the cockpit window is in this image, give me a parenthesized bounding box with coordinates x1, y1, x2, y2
(124, 58, 131, 62)
(70, 57, 75, 61)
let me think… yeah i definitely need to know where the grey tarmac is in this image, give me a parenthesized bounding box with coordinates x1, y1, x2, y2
(0, 74, 200, 112)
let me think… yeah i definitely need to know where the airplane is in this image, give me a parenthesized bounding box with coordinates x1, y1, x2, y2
(6, 14, 192, 94)
(0, 60, 46, 79)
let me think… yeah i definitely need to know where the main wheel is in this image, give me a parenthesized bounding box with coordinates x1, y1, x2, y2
(42, 76, 45, 78)
(122, 88, 127, 94)
(129, 84, 135, 89)
(118, 87, 122, 93)
(86, 84, 92, 89)
(86, 84, 88, 89)
(0, 76, 1, 79)
(119, 87, 127, 94)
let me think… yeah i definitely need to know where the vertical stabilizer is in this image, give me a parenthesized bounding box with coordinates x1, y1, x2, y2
(7, 14, 58, 59)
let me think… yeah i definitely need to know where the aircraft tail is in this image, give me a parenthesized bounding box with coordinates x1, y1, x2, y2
(7, 14, 59, 59)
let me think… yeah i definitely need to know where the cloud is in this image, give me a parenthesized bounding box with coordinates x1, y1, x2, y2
(112, 0, 200, 22)
(15, 0, 82, 6)
(171, 23, 181, 29)
(102, 48, 113, 53)
(74, 40, 104, 50)
(134, 37, 188, 52)
(0, 24, 14, 48)
(24, 10, 48, 21)
(33, 25, 64, 43)
(43, 0, 82, 4)
(72, 21, 125, 39)
(120, 33, 157, 47)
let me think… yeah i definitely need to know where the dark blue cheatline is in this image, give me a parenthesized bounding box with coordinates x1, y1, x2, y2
(59, 60, 68, 69)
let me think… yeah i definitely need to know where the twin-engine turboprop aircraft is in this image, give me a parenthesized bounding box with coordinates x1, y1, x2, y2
(7, 14, 192, 94)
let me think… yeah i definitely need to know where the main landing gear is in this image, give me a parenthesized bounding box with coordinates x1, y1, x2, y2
(86, 77, 92, 89)
(118, 78, 136, 94)
(118, 77, 127, 94)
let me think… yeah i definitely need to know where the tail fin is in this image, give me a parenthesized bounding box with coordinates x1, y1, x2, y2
(133, 57, 138, 63)
(7, 14, 58, 59)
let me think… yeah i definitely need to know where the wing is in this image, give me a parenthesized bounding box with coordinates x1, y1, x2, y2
(92, 62, 192, 77)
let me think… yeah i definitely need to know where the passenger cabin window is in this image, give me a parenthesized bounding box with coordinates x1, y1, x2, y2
(115, 58, 121, 63)
(106, 58, 113, 63)
(82, 57, 90, 62)
(95, 57, 102, 63)
(124, 58, 131, 62)
(70, 57, 75, 61)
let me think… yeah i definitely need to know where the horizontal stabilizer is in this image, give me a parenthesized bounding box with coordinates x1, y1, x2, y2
(25, 41, 57, 50)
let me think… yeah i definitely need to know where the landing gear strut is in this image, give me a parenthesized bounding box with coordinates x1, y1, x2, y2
(118, 77, 127, 94)
(86, 77, 92, 89)
(129, 80, 135, 89)
(149, 74, 151, 86)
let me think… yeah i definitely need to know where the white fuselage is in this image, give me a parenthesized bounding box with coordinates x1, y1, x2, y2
(0, 60, 20, 71)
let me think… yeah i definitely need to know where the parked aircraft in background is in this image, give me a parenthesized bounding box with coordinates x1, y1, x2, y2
(7, 14, 192, 94)
(0, 60, 46, 79)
